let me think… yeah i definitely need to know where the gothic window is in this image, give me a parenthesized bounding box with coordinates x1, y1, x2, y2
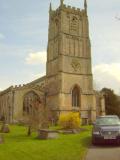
(23, 91, 40, 115)
(72, 86, 80, 107)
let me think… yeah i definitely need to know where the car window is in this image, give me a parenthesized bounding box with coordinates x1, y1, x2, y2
(96, 117, 120, 125)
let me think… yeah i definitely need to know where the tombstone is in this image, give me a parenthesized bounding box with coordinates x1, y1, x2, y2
(38, 129, 59, 140)
(58, 129, 79, 134)
(1, 124, 10, 133)
(59, 130, 73, 134)
(0, 134, 4, 144)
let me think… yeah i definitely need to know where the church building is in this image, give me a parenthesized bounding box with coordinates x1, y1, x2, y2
(0, 0, 105, 124)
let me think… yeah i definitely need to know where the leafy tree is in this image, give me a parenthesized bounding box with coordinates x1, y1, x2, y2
(23, 99, 50, 136)
(102, 88, 120, 116)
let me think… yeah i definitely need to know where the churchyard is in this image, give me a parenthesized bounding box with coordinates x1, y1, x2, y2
(0, 124, 91, 160)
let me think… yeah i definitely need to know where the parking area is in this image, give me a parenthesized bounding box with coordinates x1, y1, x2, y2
(85, 145, 120, 160)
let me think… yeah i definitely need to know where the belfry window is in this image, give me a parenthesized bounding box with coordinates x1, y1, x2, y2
(72, 86, 80, 107)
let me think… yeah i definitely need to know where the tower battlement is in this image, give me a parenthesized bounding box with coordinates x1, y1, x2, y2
(50, 1, 86, 16)
(62, 4, 85, 15)
(63, 4, 83, 12)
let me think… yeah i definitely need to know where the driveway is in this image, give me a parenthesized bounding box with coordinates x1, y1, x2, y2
(85, 145, 120, 160)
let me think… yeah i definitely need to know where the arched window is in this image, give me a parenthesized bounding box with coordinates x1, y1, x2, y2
(72, 86, 80, 107)
(23, 91, 40, 115)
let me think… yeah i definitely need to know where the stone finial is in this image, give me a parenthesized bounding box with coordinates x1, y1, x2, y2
(49, 2, 52, 12)
(84, 0, 87, 12)
(60, 0, 64, 6)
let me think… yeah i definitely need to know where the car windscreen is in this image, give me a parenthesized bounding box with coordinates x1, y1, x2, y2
(96, 117, 120, 125)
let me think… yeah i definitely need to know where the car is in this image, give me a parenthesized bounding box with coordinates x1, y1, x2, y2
(92, 115, 120, 145)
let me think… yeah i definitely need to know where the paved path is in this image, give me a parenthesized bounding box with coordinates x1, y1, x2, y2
(85, 145, 120, 160)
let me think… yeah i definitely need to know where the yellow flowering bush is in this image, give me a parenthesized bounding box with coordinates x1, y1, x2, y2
(59, 112, 81, 129)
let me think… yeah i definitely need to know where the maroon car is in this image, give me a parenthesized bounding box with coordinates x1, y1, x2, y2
(92, 115, 120, 145)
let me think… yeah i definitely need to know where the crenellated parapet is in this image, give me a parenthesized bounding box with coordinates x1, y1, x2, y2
(62, 4, 85, 15)
(49, 0, 87, 17)
(0, 86, 14, 96)
(0, 85, 45, 98)
(12, 83, 45, 92)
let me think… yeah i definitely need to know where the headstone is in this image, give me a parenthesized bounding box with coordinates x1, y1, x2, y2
(58, 128, 87, 134)
(1, 124, 10, 133)
(0, 134, 4, 144)
(38, 129, 59, 139)
(58, 129, 78, 134)
(60, 130, 73, 134)
(72, 129, 80, 134)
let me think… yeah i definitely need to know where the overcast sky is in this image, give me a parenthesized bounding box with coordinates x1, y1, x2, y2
(0, 0, 120, 94)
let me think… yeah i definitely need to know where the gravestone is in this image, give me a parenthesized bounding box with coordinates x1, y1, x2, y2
(1, 124, 10, 133)
(0, 134, 4, 144)
(58, 128, 87, 134)
(38, 129, 59, 139)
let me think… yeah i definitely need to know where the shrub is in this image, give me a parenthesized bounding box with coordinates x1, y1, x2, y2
(59, 112, 81, 129)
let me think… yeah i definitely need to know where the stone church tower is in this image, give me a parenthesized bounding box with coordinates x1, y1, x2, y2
(0, 0, 105, 124)
(46, 0, 97, 123)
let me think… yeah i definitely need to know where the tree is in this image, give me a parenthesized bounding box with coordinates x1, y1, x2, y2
(23, 98, 50, 136)
(102, 88, 120, 116)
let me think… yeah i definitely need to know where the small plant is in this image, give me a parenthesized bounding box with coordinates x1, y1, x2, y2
(58, 112, 81, 129)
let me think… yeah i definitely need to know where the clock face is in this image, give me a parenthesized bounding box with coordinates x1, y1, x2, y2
(71, 59, 81, 72)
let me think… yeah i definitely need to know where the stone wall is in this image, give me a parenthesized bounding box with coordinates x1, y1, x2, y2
(0, 86, 13, 123)
(0, 76, 46, 123)
(46, 2, 98, 123)
(0, 2, 106, 124)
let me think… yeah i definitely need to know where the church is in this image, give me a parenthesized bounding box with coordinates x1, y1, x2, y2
(0, 0, 105, 124)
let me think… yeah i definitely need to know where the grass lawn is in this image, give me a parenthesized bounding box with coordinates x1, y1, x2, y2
(0, 125, 92, 160)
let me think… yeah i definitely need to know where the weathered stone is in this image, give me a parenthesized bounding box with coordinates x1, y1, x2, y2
(58, 128, 87, 134)
(61, 130, 73, 134)
(38, 129, 59, 139)
(72, 129, 80, 134)
(0, 134, 4, 144)
(1, 124, 10, 133)
(0, 1, 106, 125)
(57, 129, 74, 134)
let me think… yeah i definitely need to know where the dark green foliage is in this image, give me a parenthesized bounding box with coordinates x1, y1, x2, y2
(102, 88, 120, 116)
